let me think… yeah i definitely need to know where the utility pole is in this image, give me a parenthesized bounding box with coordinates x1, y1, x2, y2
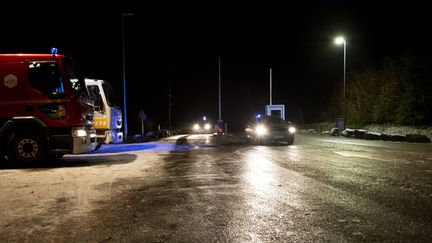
(121, 12, 134, 141)
(217, 56, 224, 134)
(168, 80, 172, 132)
(270, 67, 273, 105)
(218, 56, 222, 121)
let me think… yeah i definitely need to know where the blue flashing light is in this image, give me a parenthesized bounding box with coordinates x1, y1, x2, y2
(256, 114, 262, 119)
(202, 116, 207, 121)
(51, 47, 58, 55)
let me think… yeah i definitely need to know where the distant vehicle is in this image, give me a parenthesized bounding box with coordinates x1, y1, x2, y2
(190, 116, 214, 134)
(244, 115, 296, 145)
(157, 129, 171, 138)
(85, 79, 123, 146)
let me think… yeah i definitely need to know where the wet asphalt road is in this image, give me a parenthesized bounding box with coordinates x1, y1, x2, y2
(2, 134, 432, 242)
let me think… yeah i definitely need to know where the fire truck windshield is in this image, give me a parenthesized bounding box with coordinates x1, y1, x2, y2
(64, 59, 86, 96)
(102, 82, 118, 107)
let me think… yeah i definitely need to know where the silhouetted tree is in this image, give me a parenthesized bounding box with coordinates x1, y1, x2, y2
(348, 68, 379, 125)
(372, 56, 411, 123)
(328, 54, 432, 126)
(396, 57, 432, 124)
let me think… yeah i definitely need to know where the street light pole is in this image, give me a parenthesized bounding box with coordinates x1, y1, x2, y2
(335, 36, 347, 130)
(269, 67, 272, 105)
(121, 12, 134, 141)
(168, 80, 171, 132)
(217, 56, 224, 134)
(218, 56, 222, 121)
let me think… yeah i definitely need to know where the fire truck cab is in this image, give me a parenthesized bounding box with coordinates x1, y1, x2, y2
(85, 78, 123, 145)
(0, 53, 97, 162)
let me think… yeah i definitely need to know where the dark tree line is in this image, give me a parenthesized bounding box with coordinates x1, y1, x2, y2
(324, 55, 432, 126)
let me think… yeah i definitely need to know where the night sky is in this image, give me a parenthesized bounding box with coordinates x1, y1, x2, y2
(2, 2, 432, 133)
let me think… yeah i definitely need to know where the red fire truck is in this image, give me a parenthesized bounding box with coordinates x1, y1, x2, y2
(0, 53, 97, 162)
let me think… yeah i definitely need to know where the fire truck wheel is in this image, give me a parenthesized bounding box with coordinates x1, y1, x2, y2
(8, 132, 47, 162)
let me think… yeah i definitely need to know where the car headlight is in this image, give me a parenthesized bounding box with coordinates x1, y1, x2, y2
(204, 123, 211, 130)
(193, 124, 200, 130)
(255, 125, 268, 136)
(288, 126, 296, 133)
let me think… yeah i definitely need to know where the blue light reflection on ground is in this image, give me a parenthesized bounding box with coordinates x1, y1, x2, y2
(86, 143, 195, 154)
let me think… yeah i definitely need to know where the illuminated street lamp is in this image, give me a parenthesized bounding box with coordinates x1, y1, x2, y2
(335, 36, 347, 130)
(121, 12, 134, 141)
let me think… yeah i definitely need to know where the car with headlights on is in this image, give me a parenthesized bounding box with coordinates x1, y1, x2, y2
(244, 115, 296, 145)
(190, 116, 214, 134)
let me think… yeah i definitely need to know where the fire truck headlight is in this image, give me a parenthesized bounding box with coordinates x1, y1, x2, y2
(72, 129, 87, 137)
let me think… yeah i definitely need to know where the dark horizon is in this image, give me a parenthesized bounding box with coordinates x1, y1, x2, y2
(2, 2, 432, 134)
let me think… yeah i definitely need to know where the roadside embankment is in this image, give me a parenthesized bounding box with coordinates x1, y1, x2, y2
(301, 122, 432, 143)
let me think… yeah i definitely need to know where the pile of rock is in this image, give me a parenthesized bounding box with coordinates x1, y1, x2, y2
(338, 128, 430, 143)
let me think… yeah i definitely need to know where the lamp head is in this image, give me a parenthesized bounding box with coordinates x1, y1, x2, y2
(335, 36, 346, 45)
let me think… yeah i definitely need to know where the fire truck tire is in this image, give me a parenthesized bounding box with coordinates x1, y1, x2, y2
(8, 131, 48, 162)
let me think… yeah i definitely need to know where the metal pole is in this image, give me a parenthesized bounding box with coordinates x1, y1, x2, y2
(218, 56, 221, 121)
(270, 67, 272, 105)
(141, 118, 144, 135)
(343, 41, 346, 130)
(168, 80, 171, 132)
(121, 13, 134, 141)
